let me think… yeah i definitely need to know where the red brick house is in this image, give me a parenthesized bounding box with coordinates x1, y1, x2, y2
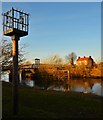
(76, 56, 94, 68)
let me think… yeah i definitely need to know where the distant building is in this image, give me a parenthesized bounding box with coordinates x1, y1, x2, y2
(76, 56, 94, 68)
(35, 58, 40, 65)
(20, 58, 41, 81)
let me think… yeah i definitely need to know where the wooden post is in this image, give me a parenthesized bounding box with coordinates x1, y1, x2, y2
(68, 70, 71, 91)
(68, 70, 70, 81)
(12, 35, 19, 115)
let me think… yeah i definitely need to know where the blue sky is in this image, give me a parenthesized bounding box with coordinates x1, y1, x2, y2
(2, 2, 101, 62)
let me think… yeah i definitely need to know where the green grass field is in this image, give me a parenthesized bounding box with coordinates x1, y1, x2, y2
(2, 81, 103, 119)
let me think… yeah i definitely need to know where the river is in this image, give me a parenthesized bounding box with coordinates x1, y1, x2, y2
(35, 78, 103, 97)
(1, 73, 103, 96)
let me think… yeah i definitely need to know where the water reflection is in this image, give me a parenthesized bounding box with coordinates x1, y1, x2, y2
(35, 78, 103, 96)
(23, 80, 34, 87)
(13, 78, 102, 97)
(71, 81, 92, 93)
(92, 83, 102, 96)
(2, 73, 102, 96)
(47, 85, 64, 91)
(21, 79, 103, 96)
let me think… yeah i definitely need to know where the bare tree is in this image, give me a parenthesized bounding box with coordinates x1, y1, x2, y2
(0, 39, 27, 70)
(65, 52, 77, 66)
(43, 55, 63, 66)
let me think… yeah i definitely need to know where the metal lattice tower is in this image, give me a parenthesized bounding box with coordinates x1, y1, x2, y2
(3, 7, 29, 115)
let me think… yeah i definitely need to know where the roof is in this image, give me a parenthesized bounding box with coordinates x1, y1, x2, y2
(77, 56, 92, 61)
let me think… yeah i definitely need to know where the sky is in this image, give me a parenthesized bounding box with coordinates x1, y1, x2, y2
(2, 2, 101, 63)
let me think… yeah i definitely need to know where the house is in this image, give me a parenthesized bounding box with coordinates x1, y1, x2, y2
(76, 56, 94, 68)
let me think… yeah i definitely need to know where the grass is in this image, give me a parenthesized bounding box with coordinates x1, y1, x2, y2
(2, 81, 103, 119)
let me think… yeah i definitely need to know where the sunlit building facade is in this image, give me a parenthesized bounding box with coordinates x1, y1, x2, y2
(76, 56, 94, 68)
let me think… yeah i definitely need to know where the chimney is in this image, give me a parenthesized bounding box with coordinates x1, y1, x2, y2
(77, 56, 80, 61)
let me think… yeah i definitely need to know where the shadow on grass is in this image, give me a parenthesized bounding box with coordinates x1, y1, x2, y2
(2, 81, 103, 119)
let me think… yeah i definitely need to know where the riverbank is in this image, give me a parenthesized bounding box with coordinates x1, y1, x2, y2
(69, 66, 102, 79)
(70, 76, 102, 79)
(2, 81, 103, 119)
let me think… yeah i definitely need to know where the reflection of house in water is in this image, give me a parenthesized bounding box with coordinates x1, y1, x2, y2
(76, 56, 94, 68)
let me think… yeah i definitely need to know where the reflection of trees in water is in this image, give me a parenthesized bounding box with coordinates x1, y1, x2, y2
(34, 67, 69, 89)
(35, 79, 63, 90)
(35, 78, 102, 95)
(34, 68, 102, 95)
(34, 68, 52, 89)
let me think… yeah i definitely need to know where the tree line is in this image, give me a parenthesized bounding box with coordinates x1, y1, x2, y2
(1, 39, 102, 79)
